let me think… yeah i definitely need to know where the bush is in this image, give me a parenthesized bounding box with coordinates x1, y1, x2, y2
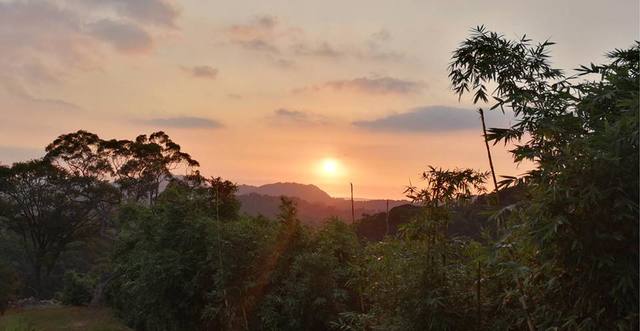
(0, 260, 19, 314)
(58, 271, 95, 306)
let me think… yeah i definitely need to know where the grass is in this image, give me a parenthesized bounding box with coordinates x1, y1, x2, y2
(0, 306, 130, 331)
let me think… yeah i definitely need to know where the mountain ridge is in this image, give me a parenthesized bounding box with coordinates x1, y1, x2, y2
(235, 181, 410, 225)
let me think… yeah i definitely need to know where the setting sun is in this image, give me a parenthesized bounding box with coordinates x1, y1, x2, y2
(319, 158, 343, 178)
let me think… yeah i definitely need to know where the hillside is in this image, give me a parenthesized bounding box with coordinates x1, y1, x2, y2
(236, 182, 409, 225)
(355, 186, 526, 241)
(237, 182, 333, 204)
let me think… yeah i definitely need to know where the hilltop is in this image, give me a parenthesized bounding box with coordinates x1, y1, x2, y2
(236, 182, 409, 225)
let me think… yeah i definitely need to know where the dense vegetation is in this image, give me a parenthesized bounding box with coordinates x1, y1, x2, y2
(0, 28, 637, 330)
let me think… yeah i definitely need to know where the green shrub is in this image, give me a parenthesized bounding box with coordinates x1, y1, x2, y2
(0, 260, 19, 314)
(59, 271, 95, 306)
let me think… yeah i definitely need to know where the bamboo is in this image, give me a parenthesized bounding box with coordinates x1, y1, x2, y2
(479, 108, 500, 204)
(477, 261, 482, 326)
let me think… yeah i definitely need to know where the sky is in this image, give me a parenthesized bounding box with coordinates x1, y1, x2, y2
(0, 0, 638, 199)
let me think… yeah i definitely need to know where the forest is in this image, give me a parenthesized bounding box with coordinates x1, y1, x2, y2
(0, 28, 638, 330)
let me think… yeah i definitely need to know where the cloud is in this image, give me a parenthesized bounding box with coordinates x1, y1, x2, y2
(88, 19, 153, 53)
(294, 76, 424, 95)
(1, 81, 82, 112)
(236, 38, 280, 53)
(353, 106, 511, 133)
(360, 29, 404, 61)
(291, 41, 344, 58)
(221, 16, 404, 64)
(0, 0, 180, 88)
(370, 29, 391, 42)
(0, 1, 98, 78)
(82, 0, 180, 27)
(227, 15, 279, 39)
(182, 65, 218, 79)
(269, 108, 330, 126)
(224, 15, 284, 54)
(138, 116, 224, 129)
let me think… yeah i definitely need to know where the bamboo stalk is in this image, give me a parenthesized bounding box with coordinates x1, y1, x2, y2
(479, 108, 500, 205)
(477, 261, 482, 326)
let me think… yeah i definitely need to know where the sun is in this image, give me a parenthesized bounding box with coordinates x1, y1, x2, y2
(321, 158, 339, 176)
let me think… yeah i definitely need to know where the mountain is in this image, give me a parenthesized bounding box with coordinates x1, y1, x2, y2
(354, 185, 527, 241)
(237, 182, 332, 204)
(236, 182, 410, 226)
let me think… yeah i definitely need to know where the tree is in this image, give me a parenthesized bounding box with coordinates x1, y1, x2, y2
(0, 160, 119, 296)
(45, 130, 200, 204)
(402, 166, 487, 247)
(449, 27, 639, 329)
(115, 131, 200, 203)
(108, 181, 272, 331)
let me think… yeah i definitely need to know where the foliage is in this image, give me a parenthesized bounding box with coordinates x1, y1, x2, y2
(450, 26, 639, 329)
(0, 306, 131, 331)
(0, 28, 637, 331)
(256, 218, 361, 331)
(0, 160, 119, 297)
(45, 130, 200, 203)
(107, 182, 273, 331)
(59, 271, 95, 306)
(0, 259, 19, 315)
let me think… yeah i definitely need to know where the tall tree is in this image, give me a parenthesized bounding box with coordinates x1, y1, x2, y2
(45, 130, 200, 204)
(0, 160, 119, 296)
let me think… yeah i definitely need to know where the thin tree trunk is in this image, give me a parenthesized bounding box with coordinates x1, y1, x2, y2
(216, 187, 230, 324)
(479, 108, 500, 205)
(385, 199, 390, 236)
(476, 262, 482, 327)
(350, 183, 355, 224)
(33, 263, 42, 298)
(515, 276, 536, 331)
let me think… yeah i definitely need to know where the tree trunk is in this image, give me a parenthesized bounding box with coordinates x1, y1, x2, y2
(33, 263, 42, 298)
(89, 273, 115, 307)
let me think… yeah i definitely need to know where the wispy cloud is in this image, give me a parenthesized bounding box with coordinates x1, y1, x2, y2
(224, 15, 285, 54)
(268, 108, 330, 126)
(1, 82, 82, 112)
(87, 19, 153, 53)
(82, 0, 180, 27)
(221, 15, 404, 64)
(294, 76, 425, 95)
(0, 0, 180, 86)
(138, 116, 224, 129)
(291, 41, 344, 58)
(182, 65, 218, 79)
(353, 106, 510, 133)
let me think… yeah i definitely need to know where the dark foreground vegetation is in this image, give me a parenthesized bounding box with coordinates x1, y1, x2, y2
(1, 28, 638, 330)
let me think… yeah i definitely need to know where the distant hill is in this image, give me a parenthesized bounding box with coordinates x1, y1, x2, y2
(354, 186, 527, 241)
(237, 182, 333, 204)
(236, 182, 409, 226)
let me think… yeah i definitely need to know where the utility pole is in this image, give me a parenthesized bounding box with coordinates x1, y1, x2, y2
(385, 199, 390, 236)
(350, 183, 355, 223)
(479, 108, 500, 205)
(477, 261, 482, 327)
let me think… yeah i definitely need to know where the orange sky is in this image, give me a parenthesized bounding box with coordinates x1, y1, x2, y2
(0, 0, 638, 199)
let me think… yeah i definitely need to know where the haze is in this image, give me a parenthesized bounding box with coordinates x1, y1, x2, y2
(0, 0, 637, 199)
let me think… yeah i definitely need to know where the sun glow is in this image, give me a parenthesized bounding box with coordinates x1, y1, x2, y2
(320, 158, 340, 177)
